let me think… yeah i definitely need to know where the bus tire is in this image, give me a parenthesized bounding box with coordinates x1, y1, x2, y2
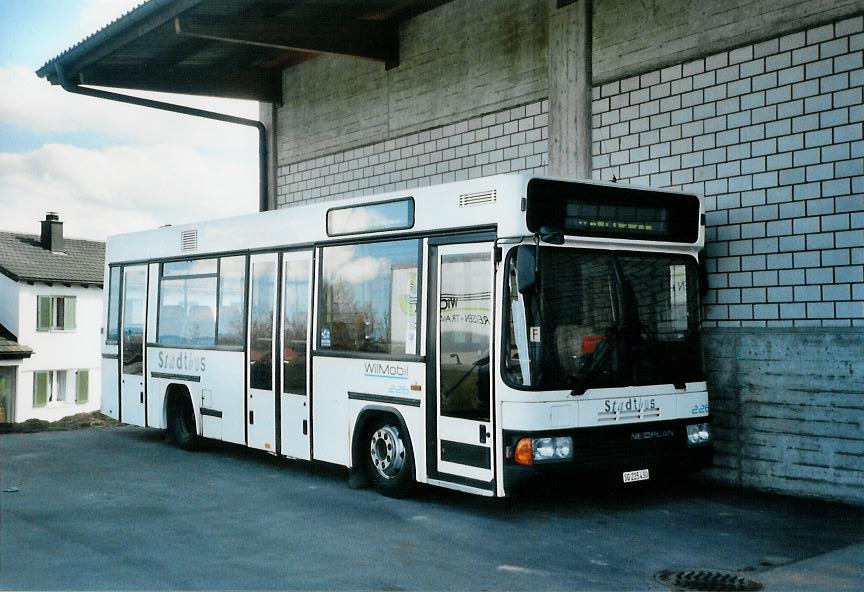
(167, 392, 199, 450)
(363, 416, 415, 498)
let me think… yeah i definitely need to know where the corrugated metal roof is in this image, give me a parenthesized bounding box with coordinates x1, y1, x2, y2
(36, 0, 446, 103)
(39, 0, 178, 74)
(0, 232, 105, 287)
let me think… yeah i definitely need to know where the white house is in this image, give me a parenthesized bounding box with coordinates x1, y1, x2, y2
(0, 213, 104, 423)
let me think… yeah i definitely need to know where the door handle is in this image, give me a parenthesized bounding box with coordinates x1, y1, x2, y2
(249, 410, 254, 425)
(479, 425, 491, 444)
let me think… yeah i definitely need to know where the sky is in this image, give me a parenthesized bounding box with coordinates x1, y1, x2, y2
(0, 0, 260, 241)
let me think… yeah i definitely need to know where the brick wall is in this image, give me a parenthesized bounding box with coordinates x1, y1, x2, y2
(275, 100, 548, 206)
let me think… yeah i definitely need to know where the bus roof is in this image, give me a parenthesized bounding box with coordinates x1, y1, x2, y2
(105, 174, 702, 264)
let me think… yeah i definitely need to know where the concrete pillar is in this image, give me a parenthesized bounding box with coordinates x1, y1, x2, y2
(548, 0, 592, 178)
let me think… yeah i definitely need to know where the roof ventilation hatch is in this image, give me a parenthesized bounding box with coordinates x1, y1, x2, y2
(180, 229, 198, 252)
(458, 190, 497, 207)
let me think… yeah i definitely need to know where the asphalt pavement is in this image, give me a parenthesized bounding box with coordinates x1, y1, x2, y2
(1, 426, 862, 590)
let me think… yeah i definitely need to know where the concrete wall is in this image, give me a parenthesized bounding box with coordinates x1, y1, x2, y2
(705, 328, 864, 503)
(275, 0, 549, 167)
(14, 283, 102, 422)
(593, 0, 864, 84)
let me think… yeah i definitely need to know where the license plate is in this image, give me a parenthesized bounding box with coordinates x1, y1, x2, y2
(622, 469, 650, 483)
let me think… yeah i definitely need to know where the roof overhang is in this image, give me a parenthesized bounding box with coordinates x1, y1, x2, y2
(36, 0, 449, 103)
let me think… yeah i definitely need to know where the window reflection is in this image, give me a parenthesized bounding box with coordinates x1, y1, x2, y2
(122, 266, 147, 375)
(217, 256, 246, 346)
(283, 253, 310, 393)
(319, 240, 419, 355)
(249, 259, 276, 390)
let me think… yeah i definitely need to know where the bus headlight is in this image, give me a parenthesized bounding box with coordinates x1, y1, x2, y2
(686, 423, 712, 446)
(514, 436, 574, 465)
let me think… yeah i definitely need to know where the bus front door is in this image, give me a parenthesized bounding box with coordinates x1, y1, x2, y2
(430, 242, 496, 490)
(120, 265, 147, 426)
(247, 253, 278, 452)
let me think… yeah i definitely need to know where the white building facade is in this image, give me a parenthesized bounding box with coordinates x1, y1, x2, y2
(0, 214, 104, 423)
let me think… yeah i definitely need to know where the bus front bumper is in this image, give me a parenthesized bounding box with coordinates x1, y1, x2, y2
(502, 417, 714, 491)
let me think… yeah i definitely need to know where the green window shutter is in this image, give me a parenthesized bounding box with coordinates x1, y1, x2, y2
(37, 296, 52, 331)
(64, 297, 77, 330)
(33, 372, 48, 407)
(76, 370, 89, 403)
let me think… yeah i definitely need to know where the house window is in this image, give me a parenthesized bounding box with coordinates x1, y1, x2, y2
(37, 296, 76, 331)
(76, 370, 89, 403)
(32, 369, 90, 407)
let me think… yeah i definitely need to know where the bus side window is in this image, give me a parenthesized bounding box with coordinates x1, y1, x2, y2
(319, 240, 420, 356)
(217, 256, 246, 346)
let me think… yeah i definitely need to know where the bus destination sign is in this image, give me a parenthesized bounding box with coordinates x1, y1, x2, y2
(526, 178, 700, 243)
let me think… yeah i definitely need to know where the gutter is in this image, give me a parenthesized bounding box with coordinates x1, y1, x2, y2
(54, 64, 269, 212)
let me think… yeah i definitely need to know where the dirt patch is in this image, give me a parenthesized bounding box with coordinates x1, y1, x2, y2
(0, 412, 120, 434)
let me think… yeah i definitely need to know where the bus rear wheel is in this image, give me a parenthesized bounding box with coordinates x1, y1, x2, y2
(167, 395, 200, 450)
(364, 419, 415, 497)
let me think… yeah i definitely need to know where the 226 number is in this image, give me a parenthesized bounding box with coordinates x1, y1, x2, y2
(691, 403, 709, 415)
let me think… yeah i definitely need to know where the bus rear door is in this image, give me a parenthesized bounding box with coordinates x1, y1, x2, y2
(247, 253, 278, 452)
(279, 250, 313, 460)
(120, 265, 147, 426)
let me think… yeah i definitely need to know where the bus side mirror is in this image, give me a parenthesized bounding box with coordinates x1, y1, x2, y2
(516, 245, 539, 294)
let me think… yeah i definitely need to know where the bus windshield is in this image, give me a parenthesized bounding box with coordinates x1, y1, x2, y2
(503, 247, 704, 392)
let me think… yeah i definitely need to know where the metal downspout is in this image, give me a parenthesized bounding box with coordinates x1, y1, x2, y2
(54, 65, 269, 212)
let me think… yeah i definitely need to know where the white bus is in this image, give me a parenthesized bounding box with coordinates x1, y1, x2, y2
(102, 174, 712, 497)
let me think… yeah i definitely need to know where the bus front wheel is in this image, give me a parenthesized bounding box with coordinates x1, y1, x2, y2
(364, 418, 415, 497)
(167, 394, 200, 450)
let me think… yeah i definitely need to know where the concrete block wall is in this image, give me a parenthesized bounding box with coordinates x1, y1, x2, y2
(591, 16, 864, 504)
(592, 17, 864, 330)
(275, 100, 548, 206)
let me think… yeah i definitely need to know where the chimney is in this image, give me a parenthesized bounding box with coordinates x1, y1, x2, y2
(40, 212, 64, 252)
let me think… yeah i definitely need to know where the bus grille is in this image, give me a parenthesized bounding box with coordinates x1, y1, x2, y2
(571, 423, 685, 468)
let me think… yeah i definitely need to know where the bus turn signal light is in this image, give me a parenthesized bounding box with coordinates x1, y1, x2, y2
(514, 438, 534, 465)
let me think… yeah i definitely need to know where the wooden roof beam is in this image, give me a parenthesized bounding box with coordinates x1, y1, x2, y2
(174, 15, 399, 68)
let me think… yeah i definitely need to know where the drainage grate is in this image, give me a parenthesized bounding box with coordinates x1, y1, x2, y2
(656, 569, 762, 592)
